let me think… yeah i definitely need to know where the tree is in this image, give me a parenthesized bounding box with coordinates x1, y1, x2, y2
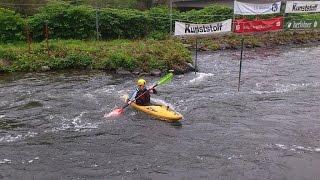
(0, 0, 49, 16)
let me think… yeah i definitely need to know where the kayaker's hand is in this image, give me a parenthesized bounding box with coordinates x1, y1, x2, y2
(149, 87, 158, 94)
(150, 88, 157, 94)
(128, 100, 132, 105)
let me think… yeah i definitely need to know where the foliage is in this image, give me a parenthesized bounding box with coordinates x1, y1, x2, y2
(146, 31, 170, 40)
(0, 8, 25, 43)
(181, 5, 233, 23)
(285, 13, 320, 21)
(47, 53, 92, 70)
(0, 39, 191, 72)
(28, 2, 96, 40)
(1, 3, 319, 43)
(25, 4, 233, 41)
(147, 6, 178, 33)
(99, 8, 150, 39)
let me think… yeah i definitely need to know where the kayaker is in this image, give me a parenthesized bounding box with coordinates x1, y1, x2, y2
(127, 79, 157, 106)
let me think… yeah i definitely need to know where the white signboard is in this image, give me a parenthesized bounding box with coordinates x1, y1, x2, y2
(174, 19, 232, 36)
(234, 1, 282, 15)
(285, 1, 320, 13)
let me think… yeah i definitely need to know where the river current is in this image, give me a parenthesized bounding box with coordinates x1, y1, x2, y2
(0, 45, 319, 179)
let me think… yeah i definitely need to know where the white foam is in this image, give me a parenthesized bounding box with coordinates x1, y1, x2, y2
(275, 144, 320, 153)
(275, 144, 287, 150)
(0, 132, 37, 143)
(189, 72, 214, 84)
(50, 112, 99, 132)
(0, 115, 5, 119)
(227, 155, 242, 160)
(196, 156, 204, 161)
(292, 145, 313, 151)
(151, 98, 176, 110)
(252, 82, 320, 95)
(95, 86, 116, 94)
(0, 159, 11, 164)
(0, 101, 8, 106)
(83, 93, 96, 100)
(27, 156, 39, 163)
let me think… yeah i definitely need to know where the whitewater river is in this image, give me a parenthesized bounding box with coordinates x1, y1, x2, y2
(0, 45, 319, 179)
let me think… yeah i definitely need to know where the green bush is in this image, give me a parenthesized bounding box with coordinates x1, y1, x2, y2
(181, 5, 233, 23)
(147, 6, 174, 33)
(109, 51, 136, 70)
(25, 4, 234, 41)
(48, 53, 92, 70)
(0, 8, 25, 43)
(146, 31, 169, 40)
(99, 8, 150, 39)
(28, 2, 96, 40)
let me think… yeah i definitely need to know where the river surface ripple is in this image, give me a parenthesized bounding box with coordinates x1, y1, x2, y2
(0, 45, 320, 180)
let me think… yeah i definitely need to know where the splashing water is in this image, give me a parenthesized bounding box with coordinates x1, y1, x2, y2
(104, 108, 124, 118)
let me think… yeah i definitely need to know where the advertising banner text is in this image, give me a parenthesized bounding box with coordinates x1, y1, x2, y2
(234, 1, 281, 15)
(285, 19, 319, 29)
(235, 17, 283, 33)
(285, 1, 320, 13)
(174, 19, 232, 36)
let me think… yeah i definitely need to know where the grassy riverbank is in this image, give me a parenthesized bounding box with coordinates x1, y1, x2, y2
(1, 30, 319, 74)
(0, 39, 192, 73)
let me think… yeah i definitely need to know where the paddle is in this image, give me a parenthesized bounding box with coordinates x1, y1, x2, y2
(105, 73, 174, 117)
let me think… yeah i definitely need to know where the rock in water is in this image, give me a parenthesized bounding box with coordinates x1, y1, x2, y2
(41, 66, 50, 72)
(150, 69, 162, 77)
(116, 69, 131, 75)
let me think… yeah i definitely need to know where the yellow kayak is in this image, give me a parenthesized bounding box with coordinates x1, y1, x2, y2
(124, 96, 183, 122)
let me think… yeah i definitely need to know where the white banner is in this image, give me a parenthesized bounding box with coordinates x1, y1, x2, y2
(234, 1, 281, 15)
(285, 1, 320, 13)
(174, 19, 232, 36)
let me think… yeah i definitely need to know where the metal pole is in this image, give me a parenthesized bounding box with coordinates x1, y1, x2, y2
(170, 0, 172, 35)
(195, 36, 198, 74)
(238, 37, 244, 92)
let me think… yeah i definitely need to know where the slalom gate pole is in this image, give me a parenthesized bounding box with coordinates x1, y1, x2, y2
(238, 37, 244, 92)
(195, 36, 198, 75)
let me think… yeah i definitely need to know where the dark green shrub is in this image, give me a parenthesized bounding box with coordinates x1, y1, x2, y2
(181, 5, 233, 23)
(28, 2, 96, 41)
(109, 52, 136, 70)
(99, 8, 150, 39)
(147, 31, 169, 40)
(147, 6, 171, 33)
(0, 8, 25, 43)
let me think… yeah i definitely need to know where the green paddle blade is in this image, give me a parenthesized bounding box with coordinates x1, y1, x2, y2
(157, 72, 173, 85)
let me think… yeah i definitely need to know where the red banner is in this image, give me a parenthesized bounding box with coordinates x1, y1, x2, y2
(234, 17, 283, 33)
